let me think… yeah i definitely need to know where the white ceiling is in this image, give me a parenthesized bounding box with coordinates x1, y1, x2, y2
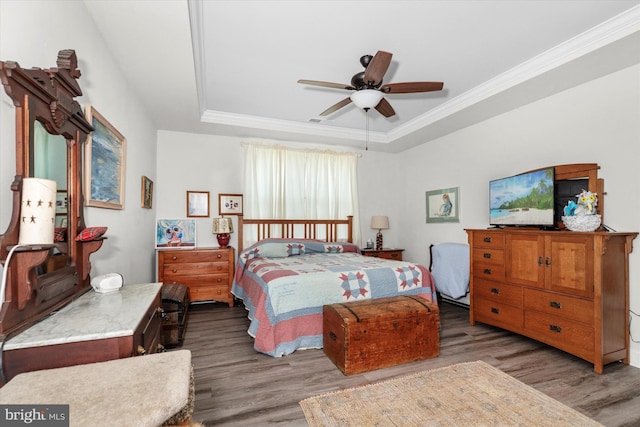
(83, 1, 640, 152)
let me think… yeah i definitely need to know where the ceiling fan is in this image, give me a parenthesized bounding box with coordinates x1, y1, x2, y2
(298, 50, 444, 118)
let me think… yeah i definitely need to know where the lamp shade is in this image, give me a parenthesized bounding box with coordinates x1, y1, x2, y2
(19, 178, 57, 245)
(212, 217, 234, 234)
(370, 215, 389, 230)
(350, 89, 383, 110)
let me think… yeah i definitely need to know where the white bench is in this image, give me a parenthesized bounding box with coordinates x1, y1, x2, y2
(0, 350, 194, 427)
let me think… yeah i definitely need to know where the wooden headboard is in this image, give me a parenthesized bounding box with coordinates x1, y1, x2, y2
(237, 216, 353, 252)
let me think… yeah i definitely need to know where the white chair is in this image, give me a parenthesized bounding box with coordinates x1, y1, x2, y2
(429, 243, 470, 306)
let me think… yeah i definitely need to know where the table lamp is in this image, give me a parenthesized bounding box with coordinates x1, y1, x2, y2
(370, 215, 389, 250)
(212, 217, 233, 248)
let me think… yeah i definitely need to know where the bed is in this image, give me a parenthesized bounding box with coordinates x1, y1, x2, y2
(231, 217, 437, 357)
(429, 243, 470, 307)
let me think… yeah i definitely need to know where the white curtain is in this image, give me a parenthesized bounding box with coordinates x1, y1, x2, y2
(243, 143, 360, 245)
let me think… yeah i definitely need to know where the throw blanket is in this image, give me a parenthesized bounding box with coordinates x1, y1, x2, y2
(232, 239, 436, 357)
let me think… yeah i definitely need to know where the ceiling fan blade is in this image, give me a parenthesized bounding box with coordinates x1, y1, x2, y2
(363, 51, 392, 87)
(319, 97, 352, 116)
(298, 79, 355, 90)
(380, 81, 444, 94)
(375, 97, 395, 118)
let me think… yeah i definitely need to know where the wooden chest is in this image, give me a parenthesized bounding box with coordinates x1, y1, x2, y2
(323, 296, 439, 375)
(161, 282, 190, 347)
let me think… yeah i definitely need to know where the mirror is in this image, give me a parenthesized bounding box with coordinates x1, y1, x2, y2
(33, 121, 68, 272)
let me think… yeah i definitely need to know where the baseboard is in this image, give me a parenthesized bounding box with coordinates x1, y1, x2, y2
(629, 347, 640, 369)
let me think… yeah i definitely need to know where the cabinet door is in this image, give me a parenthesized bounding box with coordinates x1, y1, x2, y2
(506, 234, 544, 288)
(544, 235, 593, 297)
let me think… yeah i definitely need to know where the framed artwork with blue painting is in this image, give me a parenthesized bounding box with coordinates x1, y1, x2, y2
(156, 219, 196, 249)
(85, 105, 126, 209)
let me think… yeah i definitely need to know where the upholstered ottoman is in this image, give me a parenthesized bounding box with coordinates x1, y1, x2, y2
(0, 350, 194, 427)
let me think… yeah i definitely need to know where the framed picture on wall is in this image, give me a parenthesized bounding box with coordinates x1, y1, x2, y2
(426, 187, 459, 223)
(141, 176, 153, 209)
(218, 193, 243, 215)
(187, 190, 210, 217)
(84, 105, 126, 209)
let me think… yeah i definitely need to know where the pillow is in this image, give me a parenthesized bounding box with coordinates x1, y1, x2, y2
(75, 226, 107, 242)
(54, 227, 67, 242)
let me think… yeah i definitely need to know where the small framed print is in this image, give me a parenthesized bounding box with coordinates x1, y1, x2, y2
(187, 191, 210, 217)
(141, 176, 153, 209)
(218, 193, 243, 215)
(426, 187, 460, 223)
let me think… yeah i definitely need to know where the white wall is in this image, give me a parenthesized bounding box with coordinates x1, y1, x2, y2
(0, 0, 158, 284)
(156, 131, 244, 250)
(396, 64, 640, 367)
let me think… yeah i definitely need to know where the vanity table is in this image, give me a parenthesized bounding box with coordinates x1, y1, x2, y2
(2, 283, 163, 382)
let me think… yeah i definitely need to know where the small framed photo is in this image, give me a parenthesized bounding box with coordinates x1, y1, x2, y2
(156, 218, 196, 248)
(218, 193, 243, 216)
(56, 191, 68, 215)
(187, 191, 210, 217)
(426, 187, 460, 223)
(141, 176, 153, 209)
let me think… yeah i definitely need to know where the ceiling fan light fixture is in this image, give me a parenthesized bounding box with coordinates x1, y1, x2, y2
(350, 89, 383, 110)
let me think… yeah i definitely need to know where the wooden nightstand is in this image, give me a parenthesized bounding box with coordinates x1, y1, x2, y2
(157, 247, 235, 306)
(361, 248, 404, 261)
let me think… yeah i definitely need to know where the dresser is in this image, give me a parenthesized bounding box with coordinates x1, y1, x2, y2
(157, 247, 235, 306)
(467, 228, 637, 373)
(361, 248, 404, 261)
(3, 283, 163, 382)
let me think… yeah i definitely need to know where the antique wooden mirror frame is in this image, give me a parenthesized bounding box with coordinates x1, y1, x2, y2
(0, 50, 103, 338)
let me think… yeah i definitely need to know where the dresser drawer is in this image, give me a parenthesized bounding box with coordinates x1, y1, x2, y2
(161, 250, 229, 264)
(162, 261, 229, 277)
(474, 279, 522, 307)
(474, 297, 522, 329)
(523, 288, 593, 325)
(524, 310, 594, 354)
(473, 232, 505, 249)
(473, 262, 505, 282)
(473, 248, 504, 265)
(163, 274, 228, 287)
(190, 285, 231, 303)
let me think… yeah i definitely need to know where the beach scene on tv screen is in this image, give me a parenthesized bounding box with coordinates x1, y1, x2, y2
(490, 168, 554, 225)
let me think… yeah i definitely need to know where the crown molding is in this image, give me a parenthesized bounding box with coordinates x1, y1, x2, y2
(191, 4, 639, 146)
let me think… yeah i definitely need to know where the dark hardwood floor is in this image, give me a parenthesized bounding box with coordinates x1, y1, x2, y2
(178, 301, 640, 427)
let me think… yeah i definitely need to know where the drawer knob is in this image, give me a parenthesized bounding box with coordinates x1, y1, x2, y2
(483, 237, 492, 243)
(490, 287, 500, 295)
(216, 254, 222, 259)
(545, 257, 551, 267)
(483, 253, 492, 259)
(549, 324, 562, 333)
(538, 256, 543, 266)
(329, 331, 337, 341)
(172, 269, 177, 273)
(483, 268, 492, 275)
(172, 256, 177, 260)
(490, 307, 500, 314)
(549, 301, 562, 309)
(217, 266, 222, 271)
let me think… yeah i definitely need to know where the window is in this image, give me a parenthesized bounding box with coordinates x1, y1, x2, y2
(243, 143, 360, 245)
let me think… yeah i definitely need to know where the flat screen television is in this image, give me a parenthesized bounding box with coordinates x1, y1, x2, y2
(489, 167, 555, 227)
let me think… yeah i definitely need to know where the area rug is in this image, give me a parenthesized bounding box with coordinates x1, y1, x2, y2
(299, 361, 603, 427)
